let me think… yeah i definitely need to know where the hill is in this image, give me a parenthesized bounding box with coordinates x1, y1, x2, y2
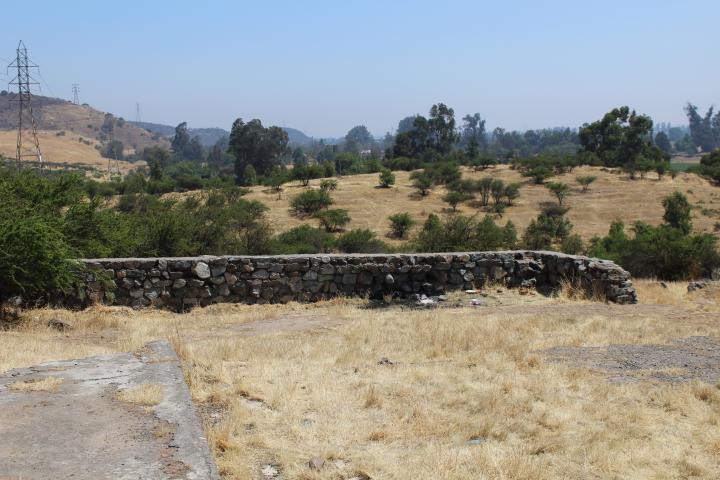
(240, 165, 720, 244)
(0, 93, 168, 170)
(130, 120, 336, 147)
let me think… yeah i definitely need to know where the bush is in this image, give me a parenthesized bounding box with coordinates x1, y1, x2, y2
(442, 191, 466, 211)
(522, 205, 573, 250)
(410, 171, 433, 196)
(289, 189, 333, 217)
(320, 179, 338, 191)
(546, 182, 571, 205)
(504, 183, 521, 205)
(336, 229, 388, 253)
(388, 212, 415, 238)
(561, 234, 585, 255)
(524, 165, 554, 184)
(414, 214, 516, 252)
(314, 208, 350, 232)
(270, 225, 335, 254)
(379, 168, 395, 188)
(0, 214, 77, 300)
(576, 175, 597, 192)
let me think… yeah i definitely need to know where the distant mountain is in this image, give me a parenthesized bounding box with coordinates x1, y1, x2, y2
(130, 121, 337, 147)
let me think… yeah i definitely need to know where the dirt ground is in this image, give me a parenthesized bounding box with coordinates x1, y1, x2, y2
(1, 280, 720, 479)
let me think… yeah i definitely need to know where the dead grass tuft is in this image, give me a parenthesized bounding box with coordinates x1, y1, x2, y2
(117, 383, 164, 406)
(8, 376, 63, 392)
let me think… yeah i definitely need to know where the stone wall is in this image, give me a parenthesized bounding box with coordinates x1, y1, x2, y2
(70, 251, 637, 309)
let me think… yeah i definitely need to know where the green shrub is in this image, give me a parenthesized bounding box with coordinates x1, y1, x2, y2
(410, 171, 433, 196)
(442, 191, 466, 211)
(0, 215, 77, 300)
(414, 214, 515, 252)
(336, 229, 388, 253)
(379, 168, 395, 188)
(270, 225, 335, 254)
(576, 175, 597, 192)
(320, 179, 338, 191)
(388, 212, 415, 238)
(314, 208, 350, 232)
(546, 182, 571, 205)
(289, 189, 333, 217)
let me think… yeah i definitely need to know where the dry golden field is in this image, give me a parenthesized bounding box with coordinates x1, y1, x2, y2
(2, 281, 720, 479)
(0, 130, 144, 175)
(243, 166, 720, 245)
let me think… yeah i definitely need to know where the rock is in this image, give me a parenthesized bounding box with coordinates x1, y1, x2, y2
(688, 280, 709, 292)
(47, 318, 73, 331)
(378, 357, 396, 366)
(308, 456, 325, 471)
(470, 298, 485, 306)
(436, 294, 448, 302)
(172, 278, 187, 289)
(191, 262, 211, 279)
(415, 295, 437, 307)
(466, 436, 486, 445)
(384, 274, 395, 285)
(261, 464, 279, 478)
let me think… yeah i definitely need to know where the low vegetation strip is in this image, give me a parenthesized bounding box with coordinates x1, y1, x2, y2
(66, 251, 637, 309)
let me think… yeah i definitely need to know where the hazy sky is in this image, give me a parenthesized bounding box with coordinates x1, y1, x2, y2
(1, 0, 717, 138)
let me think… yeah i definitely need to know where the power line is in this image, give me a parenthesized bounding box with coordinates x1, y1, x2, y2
(8, 40, 43, 170)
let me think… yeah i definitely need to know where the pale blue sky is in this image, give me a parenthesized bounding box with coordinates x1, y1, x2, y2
(1, 0, 717, 137)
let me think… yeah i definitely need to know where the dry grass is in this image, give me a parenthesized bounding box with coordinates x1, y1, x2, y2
(0, 130, 143, 175)
(240, 165, 720, 245)
(0, 285, 719, 479)
(8, 376, 63, 393)
(117, 383, 165, 406)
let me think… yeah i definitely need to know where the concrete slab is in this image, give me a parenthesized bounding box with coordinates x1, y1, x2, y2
(0, 341, 219, 480)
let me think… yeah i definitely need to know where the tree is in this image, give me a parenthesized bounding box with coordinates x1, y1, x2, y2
(443, 191, 466, 212)
(685, 103, 719, 152)
(143, 146, 171, 180)
(267, 166, 288, 194)
(490, 179, 505, 206)
(460, 113, 488, 152)
(504, 183, 521, 206)
(662, 191, 692, 235)
(411, 171, 433, 196)
(171, 122, 191, 159)
(546, 182, 571, 205)
(654, 131, 672, 154)
(579, 106, 664, 167)
(243, 164, 257, 186)
(428, 103, 458, 155)
(345, 125, 374, 152)
(292, 147, 307, 166)
(314, 209, 350, 232)
(477, 177, 493, 206)
(388, 212, 415, 238)
(289, 189, 333, 217)
(378, 168, 395, 188)
(292, 164, 323, 187)
(576, 175, 597, 192)
(186, 136, 204, 160)
(229, 118, 289, 184)
(699, 149, 720, 185)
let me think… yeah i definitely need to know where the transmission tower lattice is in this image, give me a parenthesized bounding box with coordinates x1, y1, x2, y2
(72, 83, 80, 105)
(135, 102, 141, 122)
(8, 40, 43, 169)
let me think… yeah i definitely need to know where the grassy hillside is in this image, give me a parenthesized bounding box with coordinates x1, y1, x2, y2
(0, 130, 143, 175)
(0, 93, 167, 172)
(241, 165, 720, 244)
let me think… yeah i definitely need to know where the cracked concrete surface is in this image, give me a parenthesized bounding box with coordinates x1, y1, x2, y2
(0, 341, 219, 480)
